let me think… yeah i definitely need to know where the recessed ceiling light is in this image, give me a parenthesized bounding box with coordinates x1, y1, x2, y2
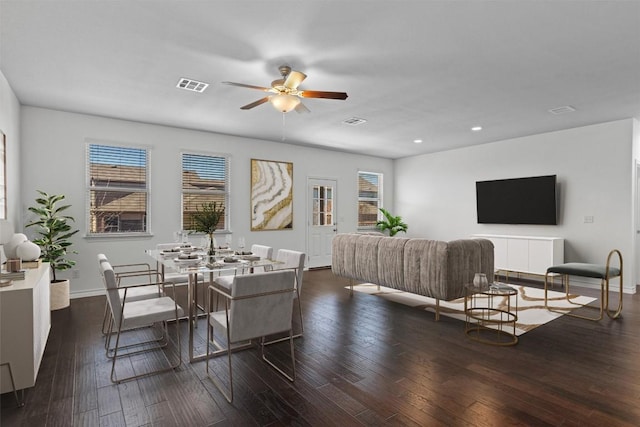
(342, 117, 367, 126)
(176, 78, 209, 93)
(548, 105, 576, 115)
(471, 126, 483, 132)
(413, 139, 423, 144)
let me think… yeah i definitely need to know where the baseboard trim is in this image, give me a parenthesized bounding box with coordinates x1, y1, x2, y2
(70, 288, 104, 299)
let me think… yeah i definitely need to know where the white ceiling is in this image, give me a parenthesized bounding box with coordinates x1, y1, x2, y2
(1, 1, 639, 159)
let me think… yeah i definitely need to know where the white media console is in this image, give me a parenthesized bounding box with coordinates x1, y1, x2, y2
(473, 234, 564, 276)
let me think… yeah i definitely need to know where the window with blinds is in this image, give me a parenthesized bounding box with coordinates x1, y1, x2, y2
(358, 171, 383, 228)
(182, 152, 229, 231)
(87, 143, 149, 235)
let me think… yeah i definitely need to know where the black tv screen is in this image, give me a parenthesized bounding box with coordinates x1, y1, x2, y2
(476, 175, 557, 225)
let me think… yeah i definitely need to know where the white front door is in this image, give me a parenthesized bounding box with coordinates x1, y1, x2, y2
(307, 178, 337, 268)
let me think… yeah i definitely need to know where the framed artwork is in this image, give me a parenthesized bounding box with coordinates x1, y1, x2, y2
(250, 158, 293, 231)
(0, 130, 5, 219)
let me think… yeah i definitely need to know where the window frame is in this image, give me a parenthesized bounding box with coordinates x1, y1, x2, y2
(181, 151, 230, 234)
(85, 140, 151, 238)
(357, 170, 383, 229)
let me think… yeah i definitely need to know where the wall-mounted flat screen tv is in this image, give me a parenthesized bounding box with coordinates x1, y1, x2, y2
(476, 175, 557, 225)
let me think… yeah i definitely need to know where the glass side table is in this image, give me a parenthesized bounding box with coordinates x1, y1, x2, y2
(465, 283, 518, 346)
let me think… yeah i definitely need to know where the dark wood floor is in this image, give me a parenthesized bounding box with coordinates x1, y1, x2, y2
(2, 269, 639, 426)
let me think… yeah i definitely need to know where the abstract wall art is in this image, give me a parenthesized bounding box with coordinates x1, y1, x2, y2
(250, 159, 293, 231)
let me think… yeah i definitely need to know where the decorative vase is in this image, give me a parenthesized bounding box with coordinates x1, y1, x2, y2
(208, 235, 217, 256)
(473, 273, 488, 288)
(50, 279, 70, 310)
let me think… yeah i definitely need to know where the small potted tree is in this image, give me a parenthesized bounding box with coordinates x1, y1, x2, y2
(26, 190, 79, 310)
(376, 208, 408, 237)
(190, 201, 225, 255)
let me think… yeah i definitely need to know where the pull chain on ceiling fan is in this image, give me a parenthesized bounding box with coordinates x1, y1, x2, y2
(222, 65, 348, 113)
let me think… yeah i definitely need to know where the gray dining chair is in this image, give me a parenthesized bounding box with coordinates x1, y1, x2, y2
(206, 269, 296, 403)
(101, 259, 183, 383)
(98, 253, 163, 336)
(272, 249, 306, 337)
(212, 244, 274, 292)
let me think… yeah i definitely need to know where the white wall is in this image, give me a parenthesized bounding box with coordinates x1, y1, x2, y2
(0, 70, 22, 224)
(395, 119, 637, 293)
(20, 106, 393, 297)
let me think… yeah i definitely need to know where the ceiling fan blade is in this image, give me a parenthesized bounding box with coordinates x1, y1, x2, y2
(284, 71, 307, 90)
(240, 97, 270, 110)
(299, 90, 348, 100)
(295, 102, 310, 114)
(222, 81, 271, 92)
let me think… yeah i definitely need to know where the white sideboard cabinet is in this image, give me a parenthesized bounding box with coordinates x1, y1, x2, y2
(0, 263, 51, 393)
(473, 234, 564, 276)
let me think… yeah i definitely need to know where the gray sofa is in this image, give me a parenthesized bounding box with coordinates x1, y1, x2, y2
(331, 233, 494, 319)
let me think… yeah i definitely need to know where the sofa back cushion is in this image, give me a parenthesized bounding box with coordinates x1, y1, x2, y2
(331, 233, 360, 279)
(354, 235, 383, 284)
(377, 237, 409, 289)
(403, 239, 449, 298)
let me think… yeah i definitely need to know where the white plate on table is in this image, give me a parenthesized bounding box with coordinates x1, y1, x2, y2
(161, 250, 181, 258)
(222, 259, 249, 265)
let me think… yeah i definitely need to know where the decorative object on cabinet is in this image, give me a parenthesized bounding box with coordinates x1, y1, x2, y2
(251, 159, 293, 231)
(26, 191, 79, 310)
(16, 240, 41, 261)
(0, 219, 15, 286)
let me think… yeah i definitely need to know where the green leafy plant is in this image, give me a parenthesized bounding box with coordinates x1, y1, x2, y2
(26, 190, 79, 282)
(190, 201, 225, 255)
(376, 207, 408, 237)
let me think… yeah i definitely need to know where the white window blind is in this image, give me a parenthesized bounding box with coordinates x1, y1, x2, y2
(182, 152, 229, 231)
(358, 171, 383, 228)
(86, 143, 149, 235)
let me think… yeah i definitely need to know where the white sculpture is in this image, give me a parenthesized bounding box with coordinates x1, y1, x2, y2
(5, 233, 28, 259)
(16, 240, 41, 261)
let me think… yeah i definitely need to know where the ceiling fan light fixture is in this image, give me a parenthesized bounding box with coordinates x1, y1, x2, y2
(270, 94, 301, 113)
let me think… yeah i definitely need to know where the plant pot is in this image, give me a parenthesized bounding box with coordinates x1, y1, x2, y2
(50, 279, 70, 310)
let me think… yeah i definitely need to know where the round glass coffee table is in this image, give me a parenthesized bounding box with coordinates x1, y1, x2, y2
(464, 283, 518, 346)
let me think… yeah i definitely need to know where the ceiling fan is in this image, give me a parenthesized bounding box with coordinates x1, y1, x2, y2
(222, 65, 348, 113)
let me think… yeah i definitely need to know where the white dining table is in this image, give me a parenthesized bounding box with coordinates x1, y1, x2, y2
(146, 249, 282, 362)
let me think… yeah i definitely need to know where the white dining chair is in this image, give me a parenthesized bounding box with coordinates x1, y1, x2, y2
(98, 253, 163, 336)
(101, 260, 183, 383)
(213, 244, 274, 292)
(268, 249, 306, 340)
(206, 269, 296, 403)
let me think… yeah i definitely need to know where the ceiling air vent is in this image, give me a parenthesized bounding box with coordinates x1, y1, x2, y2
(176, 78, 209, 93)
(548, 105, 576, 115)
(342, 117, 367, 126)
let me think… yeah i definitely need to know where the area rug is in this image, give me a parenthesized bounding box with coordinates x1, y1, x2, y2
(348, 283, 596, 335)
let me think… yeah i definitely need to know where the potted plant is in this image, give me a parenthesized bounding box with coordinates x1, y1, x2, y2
(190, 201, 225, 255)
(26, 190, 79, 310)
(376, 207, 408, 237)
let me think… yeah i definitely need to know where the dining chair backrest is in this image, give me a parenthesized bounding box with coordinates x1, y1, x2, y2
(100, 260, 123, 326)
(97, 253, 109, 279)
(275, 249, 305, 294)
(228, 269, 295, 343)
(251, 244, 273, 260)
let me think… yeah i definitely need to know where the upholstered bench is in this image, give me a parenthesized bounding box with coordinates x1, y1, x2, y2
(544, 249, 623, 321)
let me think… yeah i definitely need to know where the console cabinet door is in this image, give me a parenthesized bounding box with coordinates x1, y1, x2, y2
(507, 239, 529, 272)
